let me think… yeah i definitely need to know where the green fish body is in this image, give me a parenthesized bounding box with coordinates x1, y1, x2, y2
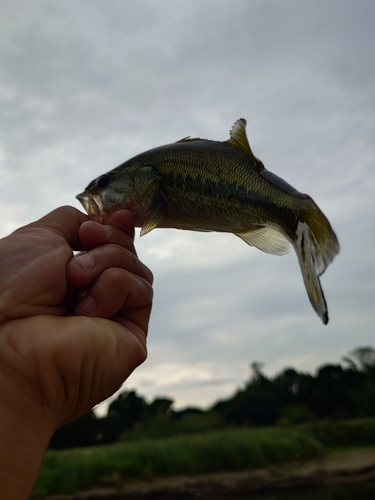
(77, 119, 339, 324)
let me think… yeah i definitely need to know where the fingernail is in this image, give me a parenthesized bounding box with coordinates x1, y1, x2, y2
(74, 253, 94, 273)
(77, 295, 96, 316)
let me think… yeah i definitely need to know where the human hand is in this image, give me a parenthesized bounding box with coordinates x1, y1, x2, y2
(0, 206, 153, 498)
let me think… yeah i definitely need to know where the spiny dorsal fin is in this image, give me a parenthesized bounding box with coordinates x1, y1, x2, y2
(176, 136, 214, 143)
(226, 118, 256, 159)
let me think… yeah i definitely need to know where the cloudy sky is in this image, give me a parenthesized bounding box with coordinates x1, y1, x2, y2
(1, 0, 374, 410)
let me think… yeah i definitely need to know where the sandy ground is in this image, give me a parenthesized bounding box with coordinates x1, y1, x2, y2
(45, 448, 375, 500)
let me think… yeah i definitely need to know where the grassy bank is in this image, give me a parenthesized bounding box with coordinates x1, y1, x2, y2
(33, 426, 323, 496)
(33, 418, 375, 496)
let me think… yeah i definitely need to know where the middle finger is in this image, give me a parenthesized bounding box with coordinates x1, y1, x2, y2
(67, 244, 153, 289)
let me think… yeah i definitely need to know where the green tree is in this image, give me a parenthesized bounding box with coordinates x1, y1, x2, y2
(101, 390, 146, 443)
(343, 346, 375, 372)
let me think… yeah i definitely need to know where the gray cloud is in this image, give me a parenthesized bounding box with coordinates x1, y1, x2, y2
(1, 0, 374, 409)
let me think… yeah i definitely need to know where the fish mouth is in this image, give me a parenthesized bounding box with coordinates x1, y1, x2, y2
(76, 191, 104, 218)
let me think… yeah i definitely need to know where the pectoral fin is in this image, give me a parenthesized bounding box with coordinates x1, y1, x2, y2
(140, 199, 165, 236)
(235, 226, 292, 256)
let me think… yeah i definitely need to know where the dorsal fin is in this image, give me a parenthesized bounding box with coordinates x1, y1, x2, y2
(176, 136, 214, 143)
(226, 118, 256, 159)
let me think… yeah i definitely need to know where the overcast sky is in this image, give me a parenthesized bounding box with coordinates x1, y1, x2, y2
(1, 0, 374, 410)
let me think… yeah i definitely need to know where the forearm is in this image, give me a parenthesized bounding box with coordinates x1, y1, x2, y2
(0, 405, 54, 500)
(0, 355, 56, 500)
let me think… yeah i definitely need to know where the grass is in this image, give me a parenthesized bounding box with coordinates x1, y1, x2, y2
(301, 418, 375, 447)
(33, 426, 323, 496)
(33, 418, 375, 496)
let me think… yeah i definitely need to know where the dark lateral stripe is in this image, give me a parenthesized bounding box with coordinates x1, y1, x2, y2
(161, 171, 254, 199)
(161, 172, 299, 235)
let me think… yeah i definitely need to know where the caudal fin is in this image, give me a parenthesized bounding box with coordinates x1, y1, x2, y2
(293, 200, 340, 324)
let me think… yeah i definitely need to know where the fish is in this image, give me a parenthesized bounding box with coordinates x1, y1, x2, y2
(77, 118, 339, 324)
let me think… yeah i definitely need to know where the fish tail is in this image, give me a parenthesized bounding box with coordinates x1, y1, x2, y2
(293, 198, 340, 324)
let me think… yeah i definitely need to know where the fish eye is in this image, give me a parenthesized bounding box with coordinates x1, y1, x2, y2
(95, 175, 110, 189)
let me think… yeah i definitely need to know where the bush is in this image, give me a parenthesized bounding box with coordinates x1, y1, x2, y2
(120, 411, 224, 441)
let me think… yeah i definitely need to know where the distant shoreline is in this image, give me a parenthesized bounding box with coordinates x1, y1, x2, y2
(45, 448, 375, 500)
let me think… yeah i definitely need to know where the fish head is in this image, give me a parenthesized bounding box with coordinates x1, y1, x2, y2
(76, 172, 111, 220)
(77, 163, 161, 225)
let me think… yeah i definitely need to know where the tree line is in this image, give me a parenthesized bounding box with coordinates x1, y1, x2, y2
(49, 346, 375, 449)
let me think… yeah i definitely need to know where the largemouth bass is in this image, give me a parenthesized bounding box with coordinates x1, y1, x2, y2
(77, 119, 339, 324)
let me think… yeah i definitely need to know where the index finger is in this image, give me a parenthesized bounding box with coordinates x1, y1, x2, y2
(78, 210, 137, 254)
(28, 206, 89, 250)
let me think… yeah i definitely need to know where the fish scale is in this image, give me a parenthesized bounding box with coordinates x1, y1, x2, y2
(163, 146, 296, 238)
(137, 142, 291, 232)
